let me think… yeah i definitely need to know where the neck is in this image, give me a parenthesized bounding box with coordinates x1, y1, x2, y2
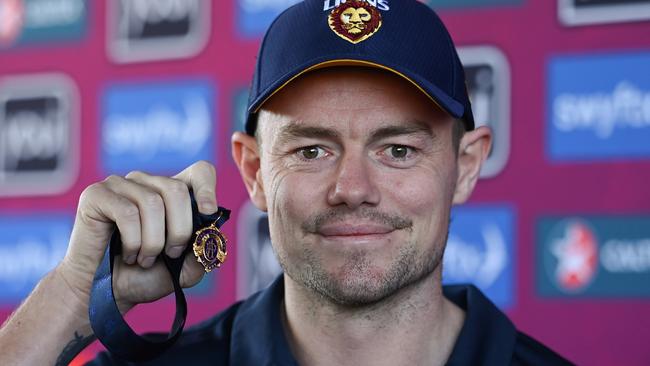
(281, 271, 465, 366)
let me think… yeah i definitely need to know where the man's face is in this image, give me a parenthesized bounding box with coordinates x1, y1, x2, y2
(256, 68, 459, 306)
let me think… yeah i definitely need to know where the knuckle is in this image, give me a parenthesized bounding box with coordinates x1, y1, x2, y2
(139, 241, 162, 255)
(167, 178, 189, 195)
(76, 184, 105, 224)
(125, 170, 146, 180)
(194, 160, 215, 174)
(142, 192, 164, 210)
(167, 227, 191, 244)
(79, 183, 102, 203)
(103, 174, 123, 185)
(121, 236, 140, 251)
(118, 201, 140, 220)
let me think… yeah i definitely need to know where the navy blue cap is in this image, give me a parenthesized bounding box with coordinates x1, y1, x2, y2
(246, 0, 475, 135)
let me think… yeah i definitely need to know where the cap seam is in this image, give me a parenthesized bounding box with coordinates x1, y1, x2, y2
(411, 0, 459, 99)
(438, 18, 458, 99)
(255, 4, 300, 96)
(445, 33, 457, 99)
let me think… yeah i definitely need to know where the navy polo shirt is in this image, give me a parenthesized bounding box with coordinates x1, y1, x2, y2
(88, 276, 573, 365)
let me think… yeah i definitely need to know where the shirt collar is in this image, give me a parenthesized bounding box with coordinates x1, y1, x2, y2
(230, 276, 517, 366)
(443, 285, 517, 365)
(230, 276, 297, 366)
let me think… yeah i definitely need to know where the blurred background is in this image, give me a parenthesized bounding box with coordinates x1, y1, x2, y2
(1, 0, 649, 364)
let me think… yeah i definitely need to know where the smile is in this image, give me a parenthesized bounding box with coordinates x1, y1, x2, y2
(316, 223, 396, 243)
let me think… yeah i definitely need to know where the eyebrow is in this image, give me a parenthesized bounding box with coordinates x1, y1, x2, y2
(276, 122, 342, 146)
(367, 120, 436, 145)
(275, 119, 435, 146)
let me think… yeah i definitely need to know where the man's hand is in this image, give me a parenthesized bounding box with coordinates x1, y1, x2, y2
(0, 161, 220, 366)
(58, 160, 219, 312)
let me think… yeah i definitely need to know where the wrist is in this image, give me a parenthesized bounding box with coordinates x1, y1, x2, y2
(56, 259, 136, 316)
(52, 263, 93, 321)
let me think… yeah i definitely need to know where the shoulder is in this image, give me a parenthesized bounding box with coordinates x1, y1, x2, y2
(85, 301, 244, 366)
(511, 331, 575, 366)
(442, 284, 573, 366)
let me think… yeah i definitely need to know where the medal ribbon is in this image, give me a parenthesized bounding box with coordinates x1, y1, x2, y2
(88, 192, 230, 362)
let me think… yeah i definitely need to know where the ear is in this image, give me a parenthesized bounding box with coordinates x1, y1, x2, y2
(452, 126, 492, 205)
(231, 132, 268, 211)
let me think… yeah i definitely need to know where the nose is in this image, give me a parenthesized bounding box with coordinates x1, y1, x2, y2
(327, 150, 380, 209)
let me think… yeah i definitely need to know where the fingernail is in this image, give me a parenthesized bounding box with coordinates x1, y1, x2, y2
(124, 255, 137, 265)
(140, 256, 156, 268)
(167, 246, 185, 258)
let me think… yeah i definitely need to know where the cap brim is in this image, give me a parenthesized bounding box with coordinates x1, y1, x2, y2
(248, 58, 465, 124)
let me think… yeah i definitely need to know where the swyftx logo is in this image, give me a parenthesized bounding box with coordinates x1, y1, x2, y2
(0, 214, 72, 304)
(443, 205, 515, 309)
(108, 0, 210, 63)
(548, 51, 650, 161)
(101, 79, 215, 175)
(0, 74, 79, 196)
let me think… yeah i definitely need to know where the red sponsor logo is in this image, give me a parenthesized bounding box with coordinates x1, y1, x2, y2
(551, 221, 599, 291)
(0, 0, 24, 46)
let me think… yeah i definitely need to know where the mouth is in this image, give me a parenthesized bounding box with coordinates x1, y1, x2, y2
(316, 223, 395, 241)
(303, 208, 412, 244)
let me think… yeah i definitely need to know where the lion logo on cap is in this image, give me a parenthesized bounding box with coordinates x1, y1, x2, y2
(328, 0, 382, 44)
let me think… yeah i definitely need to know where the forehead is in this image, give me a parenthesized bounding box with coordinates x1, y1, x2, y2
(256, 67, 453, 141)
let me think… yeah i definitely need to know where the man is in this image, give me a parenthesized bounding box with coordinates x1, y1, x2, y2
(0, 0, 572, 365)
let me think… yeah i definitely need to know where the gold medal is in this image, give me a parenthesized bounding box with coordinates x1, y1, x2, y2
(192, 219, 227, 273)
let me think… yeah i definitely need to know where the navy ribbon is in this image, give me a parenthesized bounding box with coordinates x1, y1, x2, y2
(89, 193, 230, 362)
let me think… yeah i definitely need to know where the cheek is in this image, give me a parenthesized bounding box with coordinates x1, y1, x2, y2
(262, 162, 326, 246)
(380, 164, 456, 237)
(386, 166, 453, 208)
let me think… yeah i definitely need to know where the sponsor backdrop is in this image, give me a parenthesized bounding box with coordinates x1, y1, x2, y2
(0, 0, 649, 364)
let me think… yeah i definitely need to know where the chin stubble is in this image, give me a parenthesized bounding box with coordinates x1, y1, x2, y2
(277, 207, 446, 307)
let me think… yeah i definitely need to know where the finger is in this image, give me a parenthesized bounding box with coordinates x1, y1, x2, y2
(103, 175, 165, 269)
(74, 182, 142, 266)
(173, 160, 217, 215)
(180, 253, 206, 289)
(113, 254, 205, 309)
(126, 171, 192, 259)
(113, 259, 171, 309)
